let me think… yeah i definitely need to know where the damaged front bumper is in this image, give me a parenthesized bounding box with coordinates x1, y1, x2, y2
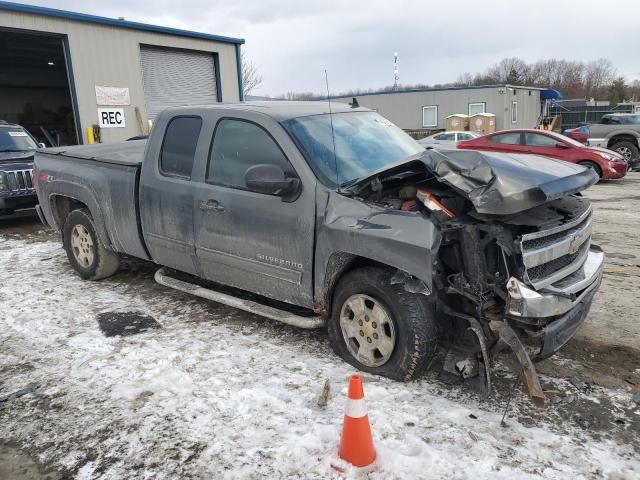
(505, 246, 604, 362)
(506, 246, 604, 318)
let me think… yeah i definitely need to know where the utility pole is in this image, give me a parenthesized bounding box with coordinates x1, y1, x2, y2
(393, 52, 399, 90)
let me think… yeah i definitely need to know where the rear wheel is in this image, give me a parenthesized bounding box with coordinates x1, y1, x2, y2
(328, 266, 438, 381)
(610, 140, 639, 163)
(579, 161, 602, 179)
(63, 208, 120, 280)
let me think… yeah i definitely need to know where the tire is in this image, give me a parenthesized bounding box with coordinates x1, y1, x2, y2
(610, 140, 639, 163)
(579, 161, 602, 179)
(62, 208, 120, 280)
(328, 266, 438, 381)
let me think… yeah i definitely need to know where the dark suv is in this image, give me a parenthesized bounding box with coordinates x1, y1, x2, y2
(0, 121, 41, 216)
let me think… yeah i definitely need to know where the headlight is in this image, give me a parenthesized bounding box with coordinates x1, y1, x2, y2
(596, 152, 614, 161)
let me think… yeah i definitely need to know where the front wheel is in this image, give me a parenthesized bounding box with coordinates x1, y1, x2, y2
(611, 140, 639, 163)
(579, 161, 602, 179)
(328, 266, 438, 381)
(63, 208, 120, 280)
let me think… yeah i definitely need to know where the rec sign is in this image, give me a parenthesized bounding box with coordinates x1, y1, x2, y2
(98, 108, 126, 128)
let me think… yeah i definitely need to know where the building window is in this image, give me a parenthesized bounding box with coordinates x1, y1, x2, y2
(422, 106, 438, 128)
(512, 101, 518, 123)
(468, 102, 486, 116)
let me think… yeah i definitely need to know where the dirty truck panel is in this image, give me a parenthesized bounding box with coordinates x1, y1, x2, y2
(34, 101, 604, 405)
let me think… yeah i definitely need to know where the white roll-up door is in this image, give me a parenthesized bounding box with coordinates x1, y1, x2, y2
(140, 46, 218, 120)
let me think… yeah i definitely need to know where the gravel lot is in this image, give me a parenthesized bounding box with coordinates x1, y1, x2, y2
(1, 174, 639, 479)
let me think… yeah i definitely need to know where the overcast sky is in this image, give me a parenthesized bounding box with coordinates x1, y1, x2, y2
(14, 1, 640, 95)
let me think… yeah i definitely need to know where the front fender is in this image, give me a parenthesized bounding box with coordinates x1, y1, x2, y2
(314, 191, 441, 308)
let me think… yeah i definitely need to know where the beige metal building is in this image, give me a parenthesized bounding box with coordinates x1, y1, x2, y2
(333, 85, 544, 132)
(0, 1, 244, 145)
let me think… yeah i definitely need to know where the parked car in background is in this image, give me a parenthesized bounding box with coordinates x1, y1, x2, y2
(563, 125, 589, 144)
(417, 131, 479, 147)
(458, 129, 627, 180)
(0, 121, 42, 216)
(584, 114, 640, 166)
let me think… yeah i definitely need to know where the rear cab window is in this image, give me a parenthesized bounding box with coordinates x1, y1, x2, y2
(160, 116, 203, 179)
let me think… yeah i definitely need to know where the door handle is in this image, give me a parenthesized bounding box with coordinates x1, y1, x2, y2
(199, 199, 225, 212)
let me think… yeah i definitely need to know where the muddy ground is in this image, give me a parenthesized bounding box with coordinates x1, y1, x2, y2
(1, 173, 639, 478)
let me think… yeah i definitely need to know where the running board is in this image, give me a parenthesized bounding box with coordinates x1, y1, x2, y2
(154, 267, 326, 329)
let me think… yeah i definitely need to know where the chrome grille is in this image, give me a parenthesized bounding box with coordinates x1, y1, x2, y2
(5, 169, 34, 192)
(520, 206, 593, 289)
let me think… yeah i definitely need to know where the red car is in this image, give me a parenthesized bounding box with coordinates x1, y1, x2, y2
(458, 129, 627, 180)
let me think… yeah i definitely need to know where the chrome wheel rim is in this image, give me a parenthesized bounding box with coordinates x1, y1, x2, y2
(339, 294, 396, 367)
(70, 224, 94, 267)
(616, 146, 632, 161)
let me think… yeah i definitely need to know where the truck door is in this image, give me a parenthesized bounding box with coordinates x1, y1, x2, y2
(139, 115, 205, 274)
(192, 114, 316, 307)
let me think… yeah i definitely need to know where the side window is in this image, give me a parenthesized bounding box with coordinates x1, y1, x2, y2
(490, 132, 521, 145)
(436, 133, 455, 141)
(160, 117, 202, 178)
(458, 133, 473, 141)
(524, 133, 558, 147)
(208, 119, 292, 190)
(601, 116, 610, 125)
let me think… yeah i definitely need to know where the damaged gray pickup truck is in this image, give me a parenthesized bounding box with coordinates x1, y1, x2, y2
(34, 102, 604, 405)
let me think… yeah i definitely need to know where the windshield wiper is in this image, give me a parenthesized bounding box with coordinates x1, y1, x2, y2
(339, 177, 363, 189)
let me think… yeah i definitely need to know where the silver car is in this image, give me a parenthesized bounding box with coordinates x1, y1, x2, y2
(418, 131, 479, 147)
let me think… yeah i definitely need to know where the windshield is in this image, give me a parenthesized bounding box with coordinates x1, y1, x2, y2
(619, 115, 640, 124)
(0, 127, 38, 152)
(282, 112, 424, 187)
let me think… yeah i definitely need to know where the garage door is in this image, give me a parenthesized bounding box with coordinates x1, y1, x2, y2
(140, 46, 218, 120)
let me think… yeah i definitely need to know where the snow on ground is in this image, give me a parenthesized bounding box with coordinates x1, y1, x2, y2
(1, 236, 639, 479)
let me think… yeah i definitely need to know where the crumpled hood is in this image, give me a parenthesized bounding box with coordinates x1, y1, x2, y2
(350, 149, 598, 215)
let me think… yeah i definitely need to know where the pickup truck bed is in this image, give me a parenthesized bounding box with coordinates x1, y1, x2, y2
(36, 140, 150, 261)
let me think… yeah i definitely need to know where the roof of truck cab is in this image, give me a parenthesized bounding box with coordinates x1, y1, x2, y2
(164, 101, 372, 121)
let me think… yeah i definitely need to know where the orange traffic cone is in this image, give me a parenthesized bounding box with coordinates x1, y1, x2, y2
(338, 374, 376, 467)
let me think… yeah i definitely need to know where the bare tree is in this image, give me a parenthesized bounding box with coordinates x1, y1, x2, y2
(486, 57, 530, 84)
(584, 58, 616, 99)
(454, 72, 473, 86)
(241, 50, 263, 98)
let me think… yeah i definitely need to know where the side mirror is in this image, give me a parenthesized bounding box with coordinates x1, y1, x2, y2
(38, 142, 46, 149)
(245, 164, 300, 198)
(555, 142, 569, 149)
